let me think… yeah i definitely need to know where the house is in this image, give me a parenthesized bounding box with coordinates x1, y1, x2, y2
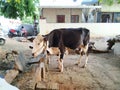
(39, 0, 120, 37)
(97, 4, 120, 23)
(40, 0, 101, 23)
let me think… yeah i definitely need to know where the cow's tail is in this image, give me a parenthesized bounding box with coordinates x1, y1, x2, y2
(83, 28, 90, 46)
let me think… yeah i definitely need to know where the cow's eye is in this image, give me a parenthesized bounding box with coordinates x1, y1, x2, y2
(38, 43, 40, 45)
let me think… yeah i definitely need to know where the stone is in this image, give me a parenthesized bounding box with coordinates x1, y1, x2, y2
(14, 52, 27, 71)
(4, 69, 19, 83)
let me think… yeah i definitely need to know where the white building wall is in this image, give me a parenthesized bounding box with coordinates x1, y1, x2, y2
(40, 19, 120, 37)
(43, 8, 56, 23)
(42, 8, 82, 23)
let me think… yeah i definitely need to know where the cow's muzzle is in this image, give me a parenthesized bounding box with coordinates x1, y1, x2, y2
(32, 53, 35, 57)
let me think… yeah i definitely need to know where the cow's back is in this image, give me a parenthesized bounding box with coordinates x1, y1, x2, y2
(46, 28, 90, 49)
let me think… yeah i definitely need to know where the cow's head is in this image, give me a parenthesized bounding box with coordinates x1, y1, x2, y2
(32, 34, 47, 57)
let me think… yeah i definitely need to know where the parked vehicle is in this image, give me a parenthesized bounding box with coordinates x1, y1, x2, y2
(17, 24, 35, 36)
(7, 24, 39, 38)
(8, 29, 20, 38)
(0, 30, 6, 45)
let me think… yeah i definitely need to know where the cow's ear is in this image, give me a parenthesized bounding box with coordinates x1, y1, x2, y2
(27, 37, 35, 42)
(42, 35, 48, 41)
(42, 35, 45, 37)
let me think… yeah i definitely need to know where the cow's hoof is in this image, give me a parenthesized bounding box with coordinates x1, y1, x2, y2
(58, 67, 63, 72)
(75, 63, 79, 66)
(55, 67, 59, 69)
(81, 65, 86, 68)
(45, 68, 48, 72)
(59, 69, 63, 72)
(47, 62, 50, 65)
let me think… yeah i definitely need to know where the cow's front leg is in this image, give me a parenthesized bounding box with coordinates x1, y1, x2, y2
(76, 54, 82, 66)
(58, 59, 63, 72)
(46, 54, 50, 64)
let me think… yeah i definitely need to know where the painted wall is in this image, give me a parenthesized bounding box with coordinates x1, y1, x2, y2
(40, 19, 120, 37)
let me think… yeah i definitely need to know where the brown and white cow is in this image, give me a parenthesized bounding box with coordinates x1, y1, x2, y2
(32, 28, 90, 72)
(31, 34, 68, 64)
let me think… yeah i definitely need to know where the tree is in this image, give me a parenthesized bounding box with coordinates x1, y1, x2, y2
(82, 8, 90, 23)
(99, 0, 120, 5)
(0, 0, 39, 20)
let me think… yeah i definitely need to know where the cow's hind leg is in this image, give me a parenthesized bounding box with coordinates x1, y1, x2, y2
(82, 52, 88, 68)
(75, 47, 83, 66)
(82, 44, 89, 68)
(75, 44, 89, 68)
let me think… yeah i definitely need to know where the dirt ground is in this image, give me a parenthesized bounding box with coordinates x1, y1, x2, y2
(0, 37, 120, 90)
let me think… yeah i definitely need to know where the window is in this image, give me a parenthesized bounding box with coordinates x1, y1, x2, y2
(101, 14, 111, 23)
(71, 15, 79, 23)
(57, 15, 65, 23)
(113, 13, 120, 23)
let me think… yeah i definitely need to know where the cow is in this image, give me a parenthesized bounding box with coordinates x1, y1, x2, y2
(32, 28, 90, 72)
(30, 36, 68, 64)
